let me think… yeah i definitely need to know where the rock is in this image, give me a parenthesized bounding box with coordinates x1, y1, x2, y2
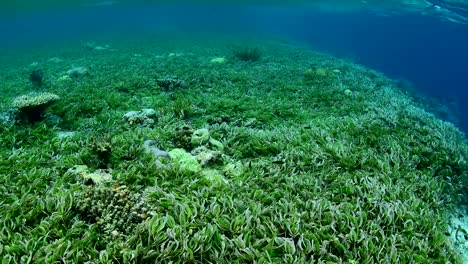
(83, 42, 110, 51)
(67, 67, 89, 79)
(143, 140, 169, 158)
(30, 70, 44, 87)
(56, 131, 75, 139)
(83, 42, 97, 50)
(111, 230, 119, 238)
(48, 57, 63, 63)
(123, 111, 140, 120)
(93, 46, 108, 51)
(57, 75, 73, 82)
(141, 108, 157, 118)
(143, 140, 170, 168)
(0, 112, 12, 125)
(167, 52, 183, 57)
(210, 57, 226, 64)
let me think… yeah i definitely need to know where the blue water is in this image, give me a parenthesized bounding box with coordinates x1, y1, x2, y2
(1, 3, 467, 135)
(278, 12, 468, 133)
(249, 7, 468, 134)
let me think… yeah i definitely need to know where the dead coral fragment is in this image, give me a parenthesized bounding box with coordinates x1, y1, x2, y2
(65, 165, 113, 185)
(303, 67, 337, 84)
(12, 92, 60, 123)
(173, 124, 194, 150)
(123, 108, 157, 127)
(156, 77, 186, 92)
(191, 146, 223, 167)
(29, 69, 44, 87)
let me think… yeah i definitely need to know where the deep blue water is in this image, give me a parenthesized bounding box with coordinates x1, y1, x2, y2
(249, 7, 468, 134)
(1, 3, 467, 135)
(276, 12, 468, 134)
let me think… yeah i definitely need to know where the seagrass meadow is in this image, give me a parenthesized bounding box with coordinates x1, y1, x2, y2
(0, 35, 468, 263)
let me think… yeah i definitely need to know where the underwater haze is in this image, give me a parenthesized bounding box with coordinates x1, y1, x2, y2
(1, 1, 468, 263)
(2, 1, 468, 131)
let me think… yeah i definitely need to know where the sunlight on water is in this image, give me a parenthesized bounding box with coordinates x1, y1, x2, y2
(2, 0, 468, 24)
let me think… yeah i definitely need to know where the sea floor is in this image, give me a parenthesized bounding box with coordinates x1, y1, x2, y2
(0, 34, 467, 263)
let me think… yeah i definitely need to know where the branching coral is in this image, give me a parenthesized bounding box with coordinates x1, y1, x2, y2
(75, 184, 150, 239)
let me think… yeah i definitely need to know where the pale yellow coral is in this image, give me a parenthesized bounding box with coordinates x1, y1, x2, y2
(13, 92, 60, 109)
(12, 92, 60, 122)
(65, 165, 112, 185)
